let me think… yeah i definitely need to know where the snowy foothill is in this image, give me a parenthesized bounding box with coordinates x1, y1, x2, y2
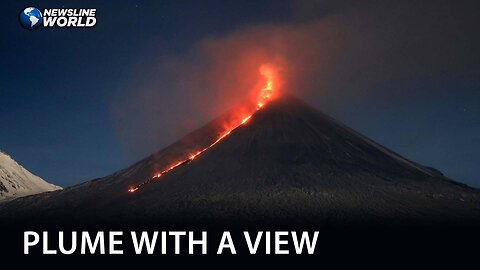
(0, 151, 61, 202)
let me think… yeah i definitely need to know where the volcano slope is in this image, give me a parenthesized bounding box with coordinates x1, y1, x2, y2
(1, 94, 479, 227)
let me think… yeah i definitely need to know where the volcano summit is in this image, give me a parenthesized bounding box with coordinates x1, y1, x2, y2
(1, 94, 479, 227)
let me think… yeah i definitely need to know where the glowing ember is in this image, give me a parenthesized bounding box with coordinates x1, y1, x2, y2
(127, 186, 138, 193)
(127, 64, 278, 193)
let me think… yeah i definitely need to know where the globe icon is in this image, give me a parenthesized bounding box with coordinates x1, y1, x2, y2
(19, 7, 43, 30)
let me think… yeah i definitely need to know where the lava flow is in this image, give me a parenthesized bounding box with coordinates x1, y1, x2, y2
(127, 64, 278, 193)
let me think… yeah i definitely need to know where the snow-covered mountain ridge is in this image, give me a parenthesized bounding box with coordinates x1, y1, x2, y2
(0, 151, 61, 202)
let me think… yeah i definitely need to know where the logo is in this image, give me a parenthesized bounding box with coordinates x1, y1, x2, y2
(19, 7, 97, 30)
(19, 7, 43, 30)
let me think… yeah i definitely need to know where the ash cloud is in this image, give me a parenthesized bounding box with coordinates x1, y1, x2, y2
(111, 0, 480, 160)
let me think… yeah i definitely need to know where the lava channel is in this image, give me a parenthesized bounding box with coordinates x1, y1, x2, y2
(128, 64, 277, 193)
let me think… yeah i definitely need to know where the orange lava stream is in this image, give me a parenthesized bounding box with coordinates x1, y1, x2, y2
(127, 109, 255, 193)
(127, 65, 277, 193)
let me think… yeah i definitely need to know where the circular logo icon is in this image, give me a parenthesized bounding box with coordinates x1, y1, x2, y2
(19, 7, 43, 30)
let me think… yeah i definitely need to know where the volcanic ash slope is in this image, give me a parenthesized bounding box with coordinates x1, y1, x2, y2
(1, 95, 479, 226)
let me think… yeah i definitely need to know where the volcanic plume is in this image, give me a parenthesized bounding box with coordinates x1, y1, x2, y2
(1, 84, 480, 226)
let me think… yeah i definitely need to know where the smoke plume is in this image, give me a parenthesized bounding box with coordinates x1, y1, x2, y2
(111, 0, 479, 159)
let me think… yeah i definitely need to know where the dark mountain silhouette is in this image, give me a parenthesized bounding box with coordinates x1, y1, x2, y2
(1, 94, 479, 227)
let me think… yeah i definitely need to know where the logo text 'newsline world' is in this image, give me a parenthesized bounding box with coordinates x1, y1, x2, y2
(43, 9, 96, 27)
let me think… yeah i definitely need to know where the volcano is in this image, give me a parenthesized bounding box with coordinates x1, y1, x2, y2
(1, 94, 479, 227)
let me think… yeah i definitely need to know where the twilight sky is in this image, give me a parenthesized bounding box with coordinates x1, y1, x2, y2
(1, 0, 479, 187)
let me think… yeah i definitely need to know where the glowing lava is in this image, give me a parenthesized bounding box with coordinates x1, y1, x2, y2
(127, 64, 278, 193)
(257, 65, 275, 109)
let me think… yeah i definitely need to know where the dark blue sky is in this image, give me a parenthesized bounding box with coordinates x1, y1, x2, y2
(1, 1, 479, 187)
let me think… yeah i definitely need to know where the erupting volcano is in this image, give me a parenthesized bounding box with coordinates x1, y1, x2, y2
(1, 67, 480, 227)
(127, 64, 280, 193)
